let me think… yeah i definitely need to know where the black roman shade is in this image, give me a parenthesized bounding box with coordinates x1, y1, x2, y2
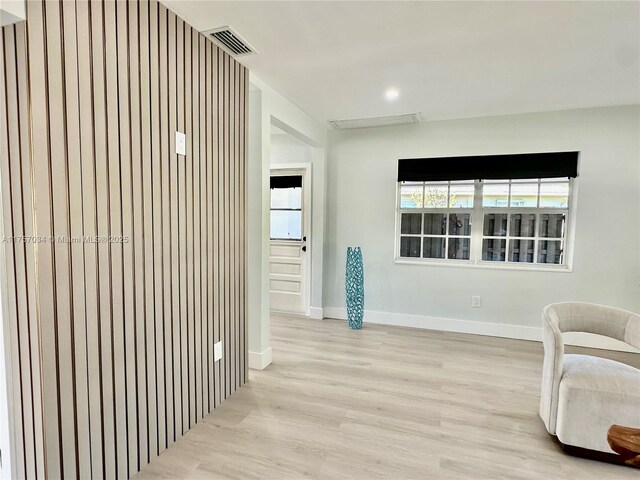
(397, 152, 579, 182)
(270, 175, 302, 189)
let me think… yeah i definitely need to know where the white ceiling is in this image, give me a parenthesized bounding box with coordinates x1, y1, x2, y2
(162, 1, 640, 125)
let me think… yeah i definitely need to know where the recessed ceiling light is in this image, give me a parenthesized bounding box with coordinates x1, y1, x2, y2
(385, 87, 399, 102)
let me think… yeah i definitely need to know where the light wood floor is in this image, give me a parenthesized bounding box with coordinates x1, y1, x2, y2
(134, 314, 639, 479)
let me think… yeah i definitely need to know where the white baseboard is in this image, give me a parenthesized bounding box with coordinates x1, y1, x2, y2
(248, 347, 272, 370)
(309, 307, 324, 320)
(322, 307, 637, 353)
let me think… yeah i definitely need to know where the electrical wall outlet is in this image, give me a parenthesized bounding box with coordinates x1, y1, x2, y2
(471, 296, 481, 308)
(214, 341, 223, 362)
(176, 131, 186, 156)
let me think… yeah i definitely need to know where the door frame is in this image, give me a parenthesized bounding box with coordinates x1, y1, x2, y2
(269, 163, 312, 317)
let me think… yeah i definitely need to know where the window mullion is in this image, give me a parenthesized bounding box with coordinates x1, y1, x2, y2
(471, 179, 483, 264)
(533, 213, 540, 264)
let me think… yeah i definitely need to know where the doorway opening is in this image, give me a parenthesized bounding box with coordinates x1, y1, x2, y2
(269, 165, 311, 316)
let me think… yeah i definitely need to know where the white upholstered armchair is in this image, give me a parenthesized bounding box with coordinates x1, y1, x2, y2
(540, 302, 640, 454)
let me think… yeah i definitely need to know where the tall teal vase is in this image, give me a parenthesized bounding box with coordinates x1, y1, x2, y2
(345, 247, 364, 329)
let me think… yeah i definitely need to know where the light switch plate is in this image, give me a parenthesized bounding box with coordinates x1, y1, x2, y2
(176, 131, 186, 156)
(214, 341, 223, 362)
(471, 296, 481, 308)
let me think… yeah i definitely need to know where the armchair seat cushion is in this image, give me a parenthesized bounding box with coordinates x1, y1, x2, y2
(556, 354, 640, 453)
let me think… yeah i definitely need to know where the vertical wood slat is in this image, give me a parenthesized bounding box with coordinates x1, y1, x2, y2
(176, 14, 188, 436)
(27, 0, 63, 476)
(0, 25, 27, 480)
(1, 1, 248, 477)
(140, 0, 159, 463)
(213, 45, 222, 409)
(193, 27, 202, 424)
(129, 0, 149, 468)
(185, 21, 195, 429)
(104, 1, 128, 477)
(151, 0, 167, 456)
(198, 32, 207, 415)
(76, 1, 103, 476)
(44, 1, 78, 476)
(115, 1, 138, 475)
(206, 40, 215, 411)
(4, 24, 35, 479)
(169, 13, 182, 440)
(158, 3, 172, 452)
(224, 52, 230, 400)
(167, 8, 180, 444)
(217, 47, 225, 406)
(240, 64, 246, 384)
(61, 2, 92, 477)
(229, 62, 240, 392)
(16, 20, 47, 478)
(20, 22, 46, 476)
(227, 52, 233, 399)
(91, 0, 116, 475)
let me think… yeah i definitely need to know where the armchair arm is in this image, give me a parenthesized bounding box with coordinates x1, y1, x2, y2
(540, 305, 564, 434)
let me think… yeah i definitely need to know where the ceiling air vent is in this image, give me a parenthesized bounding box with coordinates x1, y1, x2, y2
(329, 113, 421, 130)
(202, 26, 257, 57)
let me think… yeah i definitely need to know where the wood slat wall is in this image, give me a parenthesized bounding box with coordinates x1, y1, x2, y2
(0, 1, 248, 478)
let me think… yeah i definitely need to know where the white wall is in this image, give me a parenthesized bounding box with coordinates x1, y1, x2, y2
(247, 73, 326, 369)
(248, 87, 269, 364)
(324, 106, 640, 349)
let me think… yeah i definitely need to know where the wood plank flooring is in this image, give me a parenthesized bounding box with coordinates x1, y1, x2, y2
(133, 314, 639, 479)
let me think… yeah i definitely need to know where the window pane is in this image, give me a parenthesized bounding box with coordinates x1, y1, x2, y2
(423, 237, 445, 259)
(509, 213, 536, 237)
(424, 184, 448, 208)
(400, 182, 423, 208)
(483, 213, 508, 236)
(538, 240, 563, 264)
(482, 183, 509, 207)
(400, 236, 421, 258)
(448, 238, 470, 260)
(270, 210, 302, 240)
(271, 186, 301, 209)
(401, 213, 422, 234)
(510, 182, 539, 207)
(449, 182, 474, 208)
(482, 239, 506, 261)
(508, 239, 534, 263)
(539, 213, 565, 238)
(539, 182, 569, 208)
(449, 213, 471, 236)
(423, 213, 446, 235)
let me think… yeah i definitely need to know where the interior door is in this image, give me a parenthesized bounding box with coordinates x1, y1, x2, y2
(269, 170, 309, 314)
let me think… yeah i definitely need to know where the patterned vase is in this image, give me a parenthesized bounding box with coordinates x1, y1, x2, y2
(345, 247, 364, 329)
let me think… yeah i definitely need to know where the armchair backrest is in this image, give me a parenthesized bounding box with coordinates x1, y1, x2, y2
(546, 302, 640, 349)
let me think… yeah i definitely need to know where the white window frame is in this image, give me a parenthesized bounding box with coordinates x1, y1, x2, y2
(394, 178, 577, 272)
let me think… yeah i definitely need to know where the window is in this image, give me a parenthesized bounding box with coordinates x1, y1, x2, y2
(396, 151, 578, 269)
(397, 177, 574, 268)
(270, 175, 302, 240)
(399, 181, 473, 260)
(480, 178, 569, 265)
